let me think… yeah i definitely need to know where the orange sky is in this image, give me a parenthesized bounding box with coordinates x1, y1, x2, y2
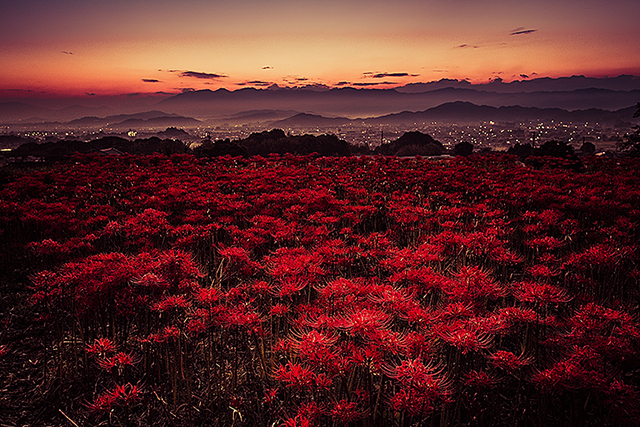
(1, 0, 639, 97)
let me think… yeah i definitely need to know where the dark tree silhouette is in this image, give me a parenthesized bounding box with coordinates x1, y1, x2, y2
(376, 131, 444, 156)
(506, 143, 534, 159)
(535, 140, 576, 158)
(617, 102, 640, 157)
(453, 141, 474, 157)
(193, 139, 248, 158)
(580, 141, 596, 156)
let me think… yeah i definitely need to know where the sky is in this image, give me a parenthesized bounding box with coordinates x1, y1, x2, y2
(1, 0, 640, 98)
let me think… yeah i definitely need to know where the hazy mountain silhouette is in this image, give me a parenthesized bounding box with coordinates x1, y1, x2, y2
(24, 111, 202, 128)
(265, 102, 637, 127)
(215, 109, 301, 125)
(368, 102, 637, 125)
(0, 102, 55, 123)
(157, 85, 640, 119)
(397, 75, 640, 94)
(269, 113, 355, 128)
(2, 75, 639, 125)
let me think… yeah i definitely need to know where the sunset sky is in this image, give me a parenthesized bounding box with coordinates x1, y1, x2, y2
(2, 0, 639, 98)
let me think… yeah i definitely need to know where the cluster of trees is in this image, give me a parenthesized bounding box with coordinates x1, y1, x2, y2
(8, 136, 187, 161)
(194, 129, 351, 158)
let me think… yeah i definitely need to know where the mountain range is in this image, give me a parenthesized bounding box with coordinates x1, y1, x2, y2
(3, 110, 200, 129)
(269, 102, 637, 128)
(1, 75, 639, 126)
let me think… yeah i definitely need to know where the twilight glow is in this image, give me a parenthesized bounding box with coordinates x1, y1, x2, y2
(1, 0, 639, 97)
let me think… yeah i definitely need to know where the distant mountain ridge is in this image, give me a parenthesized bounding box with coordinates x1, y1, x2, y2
(368, 102, 638, 125)
(2, 75, 639, 124)
(7, 110, 200, 128)
(159, 85, 640, 119)
(270, 102, 638, 127)
(397, 74, 640, 94)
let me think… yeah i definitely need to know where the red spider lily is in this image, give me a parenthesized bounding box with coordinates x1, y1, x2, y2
(435, 321, 493, 354)
(565, 243, 625, 271)
(338, 308, 392, 339)
(388, 359, 449, 417)
(223, 307, 264, 334)
(148, 325, 181, 343)
(512, 281, 571, 305)
(532, 346, 608, 391)
(570, 303, 635, 334)
(390, 266, 447, 296)
(526, 236, 565, 252)
(314, 372, 333, 391)
(296, 401, 325, 424)
(439, 302, 476, 321)
(27, 238, 69, 258)
(186, 317, 207, 335)
(463, 370, 496, 388)
(496, 306, 538, 325)
(85, 389, 118, 413)
(97, 351, 141, 371)
(86, 383, 144, 413)
(291, 330, 339, 366)
(153, 249, 204, 290)
(527, 264, 560, 280)
(266, 248, 325, 281)
(330, 399, 363, 424)
(263, 387, 279, 406)
(275, 278, 309, 299)
(274, 362, 316, 390)
(269, 303, 290, 317)
(151, 295, 190, 312)
(9, 153, 640, 427)
(448, 266, 505, 302)
(282, 415, 312, 427)
(86, 337, 116, 357)
(218, 246, 262, 276)
(488, 246, 523, 265)
(404, 332, 436, 360)
(385, 358, 443, 388)
(315, 277, 371, 312)
(196, 287, 222, 305)
(134, 272, 171, 293)
(487, 350, 532, 373)
(368, 284, 416, 315)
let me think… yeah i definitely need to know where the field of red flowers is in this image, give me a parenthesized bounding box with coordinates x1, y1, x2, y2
(1, 153, 639, 426)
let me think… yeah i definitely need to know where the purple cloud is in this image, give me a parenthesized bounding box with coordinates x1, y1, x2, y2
(180, 71, 228, 79)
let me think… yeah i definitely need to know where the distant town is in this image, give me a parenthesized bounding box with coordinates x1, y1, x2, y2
(1, 118, 626, 156)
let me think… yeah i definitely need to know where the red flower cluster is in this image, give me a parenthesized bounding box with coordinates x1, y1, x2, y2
(2, 153, 640, 426)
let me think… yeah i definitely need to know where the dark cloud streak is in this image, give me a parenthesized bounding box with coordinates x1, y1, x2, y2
(353, 81, 397, 86)
(510, 28, 537, 35)
(180, 71, 228, 79)
(363, 72, 418, 79)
